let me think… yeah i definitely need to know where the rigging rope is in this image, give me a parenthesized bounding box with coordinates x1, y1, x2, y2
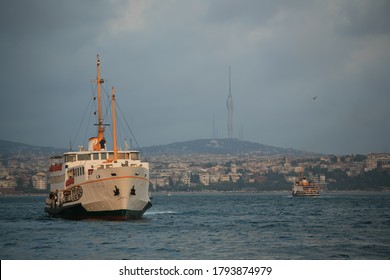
(70, 78, 145, 159)
(71, 88, 95, 151)
(116, 102, 146, 158)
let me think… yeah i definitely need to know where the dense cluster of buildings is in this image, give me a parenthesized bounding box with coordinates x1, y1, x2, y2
(148, 152, 390, 190)
(0, 153, 48, 194)
(1, 150, 390, 194)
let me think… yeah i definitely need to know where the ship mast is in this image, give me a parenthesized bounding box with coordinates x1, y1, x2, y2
(96, 54, 105, 142)
(112, 86, 118, 161)
(90, 55, 118, 155)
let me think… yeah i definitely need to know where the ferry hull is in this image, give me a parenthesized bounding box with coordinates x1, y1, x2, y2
(46, 166, 151, 220)
(292, 192, 320, 197)
(45, 201, 152, 220)
(292, 186, 320, 197)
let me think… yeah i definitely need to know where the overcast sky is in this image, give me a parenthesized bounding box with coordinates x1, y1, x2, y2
(1, 0, 390, 155)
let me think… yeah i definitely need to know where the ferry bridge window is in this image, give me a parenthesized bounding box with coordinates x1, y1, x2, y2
(77, 154, 91, 161)
(131, 152, 139, 160)
(93, 153, 99, 160)
(101, 153, 107, 160)
(65, 154, 76, 162)
(117, 153, 126, 159)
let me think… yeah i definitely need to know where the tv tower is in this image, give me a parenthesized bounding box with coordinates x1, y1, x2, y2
(226, 66, 233, 139)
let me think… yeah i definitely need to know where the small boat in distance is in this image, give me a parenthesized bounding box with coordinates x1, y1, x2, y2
(292, 176, 320, 197)
(44, 55, 152, 220)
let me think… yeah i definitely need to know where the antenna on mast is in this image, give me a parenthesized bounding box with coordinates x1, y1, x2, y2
(212, 115, 217, 139)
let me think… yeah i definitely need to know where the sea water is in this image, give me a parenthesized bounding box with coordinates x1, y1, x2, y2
(0, 192, 389, 260)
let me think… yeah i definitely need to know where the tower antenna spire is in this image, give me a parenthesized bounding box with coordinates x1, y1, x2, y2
(226, 65, 233, 139)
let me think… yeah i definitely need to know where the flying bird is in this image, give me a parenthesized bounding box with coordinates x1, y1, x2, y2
(312, 96, 318, 100)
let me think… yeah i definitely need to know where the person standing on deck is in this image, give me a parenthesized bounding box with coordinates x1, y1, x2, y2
(99, 137, 106, 150)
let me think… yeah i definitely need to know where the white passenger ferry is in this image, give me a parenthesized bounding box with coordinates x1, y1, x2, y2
(292, 177, 320, 197)
(45, 55, 151, 220)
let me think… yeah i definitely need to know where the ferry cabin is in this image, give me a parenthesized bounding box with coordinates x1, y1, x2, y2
(49, 150, 147, 192)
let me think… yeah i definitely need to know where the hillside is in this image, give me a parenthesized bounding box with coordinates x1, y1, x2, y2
(0, 139, 66, 157)
(142, 138, 312, 156)
(0, 138, 313, 158)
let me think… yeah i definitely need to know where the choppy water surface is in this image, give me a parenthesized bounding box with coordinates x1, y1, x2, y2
(1, 192, 389, 259)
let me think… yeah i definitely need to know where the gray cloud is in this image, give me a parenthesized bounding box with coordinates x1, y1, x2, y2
(335, 0, 390, 36)
(1, 0, 389, 155)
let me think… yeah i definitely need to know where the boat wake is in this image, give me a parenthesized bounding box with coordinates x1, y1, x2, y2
(144, 210, 177, 216)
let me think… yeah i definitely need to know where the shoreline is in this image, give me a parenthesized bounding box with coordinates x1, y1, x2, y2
(153, 189, 390, 195)
(1, 189, 390, 197)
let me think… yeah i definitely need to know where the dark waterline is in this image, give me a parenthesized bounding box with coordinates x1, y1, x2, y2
(0, 192, 389, 259)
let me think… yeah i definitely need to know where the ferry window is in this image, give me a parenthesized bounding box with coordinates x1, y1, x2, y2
(82, 167, 85, 175)
(108, 152, 114, 159)
(131, 152, 139, 160)
(101, 153, 107, 160)
(66, 154, 76, 162)
(77, 154, 91, 161)
(93, 153, 99, 160)
(117, 153, 125, 159)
